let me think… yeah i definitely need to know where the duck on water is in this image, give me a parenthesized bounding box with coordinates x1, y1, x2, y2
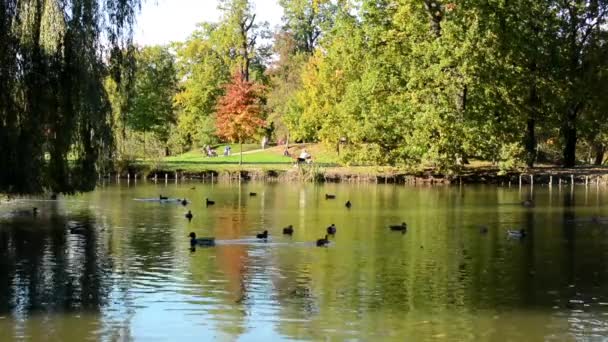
(507, 229, 526, 239)
(189, 232, 215, 246)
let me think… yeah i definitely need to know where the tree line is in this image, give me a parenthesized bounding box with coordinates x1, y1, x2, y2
(125, 0, 608, 172)
(2, 0, 608, 193)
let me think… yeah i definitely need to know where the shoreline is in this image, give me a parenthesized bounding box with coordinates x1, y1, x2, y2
(106, 164, 608, 185)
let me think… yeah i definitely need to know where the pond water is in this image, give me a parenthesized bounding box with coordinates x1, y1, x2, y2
(1, 181, 608, 341)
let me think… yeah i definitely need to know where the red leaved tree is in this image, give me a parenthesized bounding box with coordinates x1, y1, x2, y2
(216, 72, 266, 165)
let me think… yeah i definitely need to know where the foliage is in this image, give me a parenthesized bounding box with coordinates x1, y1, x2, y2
(172, 24, 231, 150)
(216, 73, 266, 149)
(128, 46, 177, 142)
(0, 0, 140, 194)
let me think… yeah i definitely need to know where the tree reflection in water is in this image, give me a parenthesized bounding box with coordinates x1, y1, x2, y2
(0, 205, 110, 339)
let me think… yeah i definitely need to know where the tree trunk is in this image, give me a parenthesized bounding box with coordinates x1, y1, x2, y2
(524, 118, 536, 168)
(562, 106, 579, 167)
(143, 130, 146, 161)
(239, 141, 243, 165)
(524, 83, 539, 167)
(593, 142, 605, 165)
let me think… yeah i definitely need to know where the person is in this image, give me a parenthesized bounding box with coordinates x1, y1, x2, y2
(224, 145, 231, 156)
(297, 149, 312, 164)
(205, 145, 216, 157)
(261, 136, 268, 150)
(283, 148, 291, 157)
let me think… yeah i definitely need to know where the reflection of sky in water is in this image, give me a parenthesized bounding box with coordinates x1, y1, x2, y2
(2, 183, 608, 340)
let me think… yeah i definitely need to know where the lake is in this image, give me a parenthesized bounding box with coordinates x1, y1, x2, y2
(1, 181, 608, 341)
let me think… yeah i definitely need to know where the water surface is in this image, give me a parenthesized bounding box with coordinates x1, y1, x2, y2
(1, 182, 608, 341)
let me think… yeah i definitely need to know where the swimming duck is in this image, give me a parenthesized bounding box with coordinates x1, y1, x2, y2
(327, 224, 337, 235)
(316, 235, 330, 247)
(69, 224, 88, 235)
(521, 199, 534, 208)
(345, 200, 352, 209)
(507, 229, 526, 239)
(283, 225, 294, 235)
(389, 222, 407, 232)
(256, 230, 269, 239)
(159, 195, 169, 200)
(206, 198, 215, 206)
(189, 232, 215, 246)
(181, 199, 188, 206)
(249, 192, 257, 197)
(185, 210, 193, 221)
(325, 194, 336, 199)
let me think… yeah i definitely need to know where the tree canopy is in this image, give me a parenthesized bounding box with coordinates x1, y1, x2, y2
(4, 0, 608, 194)
(216, 72, 266, 164)
(0, 0, 140, 194)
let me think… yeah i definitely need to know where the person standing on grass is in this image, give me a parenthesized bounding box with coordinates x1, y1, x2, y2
(261, 136, 268, 150)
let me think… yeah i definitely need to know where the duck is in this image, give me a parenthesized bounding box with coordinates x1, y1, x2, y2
(189, 232, 215, 246)
(325, 194, 336, 199)
(389, 222, 407, 232)
(316, 235, 330, 247)
(190, 187, 196, 190)
(327, 224, 337, 235)
(159, 195, 169, 200)
(181, 199, 188, 206)
(256, 230, 269, 239)
(283, 225, 294, 235)
(521, 199, 534, 208)
(479, 225, 489, 234)
(345, 200, 352, 209)
(185, 210, 193, 221)
(69, 224, 88, 235)
(249, 192, 257, 197)
(32, 207, 38, 216)
(206, 198, 215, 206)
(507, 229, 526, 239)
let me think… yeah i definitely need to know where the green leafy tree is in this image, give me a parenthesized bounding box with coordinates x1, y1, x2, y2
(127, 46, 178, 157)
(173, 24, 231, 150)
(0, 0, 140, 194)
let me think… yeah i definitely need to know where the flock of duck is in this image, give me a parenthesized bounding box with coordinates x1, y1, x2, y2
(183, 192, 409, 248)
(8, 194, 536, 241)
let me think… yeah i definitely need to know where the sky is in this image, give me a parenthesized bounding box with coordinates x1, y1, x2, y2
(134, 0, 284, 46)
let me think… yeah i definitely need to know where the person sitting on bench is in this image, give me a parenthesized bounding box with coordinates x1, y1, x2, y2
(297, 149, 312, 164)
(204, 145, 217, 157)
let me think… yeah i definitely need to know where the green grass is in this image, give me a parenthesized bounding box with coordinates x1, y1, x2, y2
(156, 144, 342, 172)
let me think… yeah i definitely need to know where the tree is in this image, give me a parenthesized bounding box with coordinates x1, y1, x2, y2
(278, 0, 337, 54)
(0, 0, 140, 194)
(552, 0, 608, 167)
(127, 46, 177, 157)
(217, 0, 270, 82)
(216, 73, 266, 165)
(173, 24, 231, 150)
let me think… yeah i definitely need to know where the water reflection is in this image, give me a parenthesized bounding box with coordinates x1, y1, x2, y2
(1, 184, 608, 340)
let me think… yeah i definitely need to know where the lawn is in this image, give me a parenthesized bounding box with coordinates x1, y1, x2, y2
(157, 144, 342, 172)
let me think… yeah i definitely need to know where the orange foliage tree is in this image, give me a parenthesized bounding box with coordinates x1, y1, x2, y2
(216, 72, 266, 164)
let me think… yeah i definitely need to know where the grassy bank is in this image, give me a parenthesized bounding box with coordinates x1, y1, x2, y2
(116, 144, 608, 185)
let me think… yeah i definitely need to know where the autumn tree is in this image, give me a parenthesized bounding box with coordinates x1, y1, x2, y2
(216, 73, 266, 164)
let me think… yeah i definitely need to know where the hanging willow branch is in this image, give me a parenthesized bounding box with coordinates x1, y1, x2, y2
(0, 0, 140, 194)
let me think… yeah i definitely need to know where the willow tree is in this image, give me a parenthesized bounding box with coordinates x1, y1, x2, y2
(0, 0, 140, 194)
